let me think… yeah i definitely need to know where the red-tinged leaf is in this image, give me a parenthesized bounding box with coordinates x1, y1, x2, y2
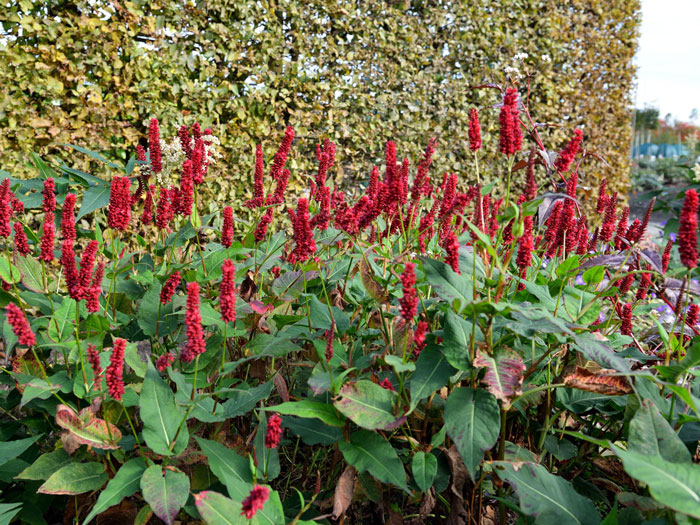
(140, 465, 189, 525)
(250, 301, 273, 314)
(55, 404, 122, 450)
(334, 380, 406, 431)
(563, 367, 632, 396)
(38, 462, 107, 495)
(473, 349, 525, 409)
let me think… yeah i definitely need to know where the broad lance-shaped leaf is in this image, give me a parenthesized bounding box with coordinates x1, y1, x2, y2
(445, 387, 500, 481)
(411, 451, 437, 493)
(16, 449, 72, 480)
(338, 430, 409, 492)
(195, 437, 253, 501)
(419, 256, 472, 312)
(140, 465, 190, 525)
(38, 462, 107, 495)
(82, 459, 147, 525)
(409, 345, 456, 410)
(334, 380, 405, 430)
(270, 400, 345, 427)
(612, 447, 700, 519)
(473, 349, 525, 408)
(55, 404, 122, 450)
(0, 435, 40, 468)
(194, 488, 285, 525)
(140, 361, 189, 456)
(493, 461, 601, 525)
(442, 310, 481, 371)
(628, 399, 690, 463)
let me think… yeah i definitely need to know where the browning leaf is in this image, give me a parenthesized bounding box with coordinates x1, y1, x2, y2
(473, 349, 525, 409)
(359, 259, 388, 303)
(563, 366, 631, 395)
(55, 404, 122, 450)
(239, 271, 258, 302)
(332, 465, 356, 520)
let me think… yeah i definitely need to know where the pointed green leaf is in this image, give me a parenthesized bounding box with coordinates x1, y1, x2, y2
(195, 437, 252, 501)
(334, 380, 404, 430)
(419, 257, 472, 312)
(140, 465, 190, 525)
(269, 401, 345, 427)
(82, 459, 147, 525)
(411, 452, 437, 492)
(338, 430, 408, 492)
(38, 462, 107, 495)
(442, 310, 480, 370)
(445, 387, 500, 480)
(16, 449, 72, 480)
(628, 400, 690, 463)
(0, 435, 40, 468)
(77, 184, 111, 220)
(410, 346, 456, 410)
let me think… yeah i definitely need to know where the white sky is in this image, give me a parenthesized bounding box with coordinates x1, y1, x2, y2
(635, 0, 700, 123)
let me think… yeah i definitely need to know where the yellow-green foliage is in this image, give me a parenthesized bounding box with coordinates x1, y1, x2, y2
(1, 0, 639, 213)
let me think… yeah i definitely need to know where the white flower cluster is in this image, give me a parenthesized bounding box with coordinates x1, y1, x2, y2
(693, 163, 700, 182)
(152, 130, 222, 187)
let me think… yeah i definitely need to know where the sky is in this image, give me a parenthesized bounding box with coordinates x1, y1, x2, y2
(635, 0, 700, 124)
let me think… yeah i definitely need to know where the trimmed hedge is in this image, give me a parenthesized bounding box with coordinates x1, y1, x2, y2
(1, 0, 640, 212)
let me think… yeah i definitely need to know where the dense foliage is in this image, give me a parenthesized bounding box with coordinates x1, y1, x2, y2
(1, 87, 699, 525)
(1, 0, 640, 214)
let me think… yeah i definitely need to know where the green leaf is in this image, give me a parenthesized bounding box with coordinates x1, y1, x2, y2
(30, 151, 58, 179)
(613, 447, 700, 519)
(194, 491, 246, 525)
(445, 387, 500, 480)
(442, 310, 479, 371)
(16, 449, 72, 480)
(409, 345, 455, 410)
(338, 430, 408, 492)
(15, 255, 44, 292)
(59, 144, 123, 170)
(0, 503, 22, 525)
(282, 416, 344, 446)
(0, 258, 21, 284)
(220, 381, 274, 418)
(334, 380, 404, 430)
(140, 465, 190, 525)
(543, 435, 577, 461)
(82, 459, 147, 525)
(419, 256, 473, 312)
(572, 333, 631, 372)
(195, 437, 253, 501)
(384, 355, 415, 373)
(628, 400, 690, 463)
(140, 362, 189, 456)
(137, 282, 163, 337)
(0, 435, 40, 468)
(38, 462, 107, 495)
(412, 452, 437, 492)
(77, 184, 111, 220)
(493, 461, 601, 524)
(270, 401, 345, 427)
(48, 297, 77, 343)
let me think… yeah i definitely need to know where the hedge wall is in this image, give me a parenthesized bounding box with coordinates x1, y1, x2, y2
(1, 0, 640, 212)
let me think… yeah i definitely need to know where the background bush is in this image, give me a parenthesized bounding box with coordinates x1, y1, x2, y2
(1, 0, 640, 210)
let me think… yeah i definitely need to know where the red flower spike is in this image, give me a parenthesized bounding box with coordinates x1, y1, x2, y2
(516, 216, 534, 275)
(265, 414, 283, 449)
(399, 263, 418, 321)
(13, 223, 31, 256)
(266, 168, 290, 205)
(443, 229, 460, 274)
(40, 215, 55, 262)
(599, 192, 617, 243)
(576, 224, 589, 255)
(380, 378, 395, 391)
(688, 304, 700, 327)
(6, 303, 36, 346)
(636, 273, 652, 301)
(618, 274, 634, 294)
(108, 177, 131, 231)
(61, 194, 77, 241)
(0, 180, 11, 238)
(499, 88, 522, 156)
(269, 127, 295, 183)
(254, 208, 274, 243)
(614, 207, 630, 250)
(11, 197, 23, 215)
(310, 186, 331, 231)
(662, 240, 673, 273)
(148, 118, 163, 174)
(87, 344, 102, 389)
(324, 322, 335, 362)
(178, 125, 193, 158)
(525, 147, 538, 201)
(106, 338, 126, 401)
(42, 178, 56, 214)
(78, 240, 99, 293)
(679, 189, 699, 269)
(183, 282, 206, 362)
(86, 285, 101, 313)
(220, 206, 234, 247)
(136, 145, 147, 162)
(191, 138, 206, 185)
(155, 188, 173, 230)
(634, 197, 655, 242)
(288, 198, 316, 263)
(241, 486, 270, 519)
(468, 108, 482, 151)
(413, 320, 428, 357)
(61, 240, 81, 300)
(179, 160, 194, 216)
(411, 139, 437, 203)
(620, 304, 633, 336)
(554, 129, 583, 173)
(156, 352, 175, 372)
(595, 179, 608, 214)
(245, 144, 265, 208)
(160, 271, 181, 305)
(220, 260, 236, 324)
(141, 185, 155, 225)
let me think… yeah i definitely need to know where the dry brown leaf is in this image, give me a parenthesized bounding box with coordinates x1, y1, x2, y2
(564, 366, 632, 395)
(332, 466, 356, 519)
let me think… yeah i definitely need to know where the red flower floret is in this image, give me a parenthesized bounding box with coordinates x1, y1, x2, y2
(380, 378, 395, 391)
(106, 338, 126, 401)
(6, 303, 36, 346)
(399, 262, 418, 321)
(155, 188, 173, 229)
(265, 413, 283, 449)
(678, 189, 699, 269)
(241, 486, 270, 519)
(220, 260, 236, 324)
(156, 352, 175, 372)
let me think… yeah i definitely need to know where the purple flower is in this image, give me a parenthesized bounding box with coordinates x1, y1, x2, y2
(670, 232, 677, 242)
(575, 274, 585, 286)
